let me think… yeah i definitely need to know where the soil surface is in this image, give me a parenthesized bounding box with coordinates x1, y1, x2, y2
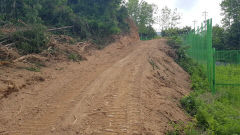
(0, 39, 190, 135)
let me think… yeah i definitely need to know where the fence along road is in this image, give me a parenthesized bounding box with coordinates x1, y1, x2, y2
(183, 19, 240, 103)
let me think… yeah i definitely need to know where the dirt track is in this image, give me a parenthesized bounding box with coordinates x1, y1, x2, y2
(0, 39, 190, 135)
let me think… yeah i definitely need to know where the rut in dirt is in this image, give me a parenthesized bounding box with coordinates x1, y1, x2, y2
(0, 39, 190, 135)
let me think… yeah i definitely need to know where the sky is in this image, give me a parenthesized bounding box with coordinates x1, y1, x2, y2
(144, 0, 223, 31)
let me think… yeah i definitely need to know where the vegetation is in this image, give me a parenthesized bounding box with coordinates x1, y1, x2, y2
(127, 0, 157, 39)
(158, 6, 181, 31)
(0, 0, 130, 52)
(162, 27, 191, 37)
(68, 53, 82, 62)
(10, 24, 48, 54)
(212, 25, 226, 50)
(168, 37, 240, 135)
(25, 66, 41, 72)
(211, 0, 240, 50)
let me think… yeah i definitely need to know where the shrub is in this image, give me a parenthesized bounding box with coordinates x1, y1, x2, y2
(10, 24, 49, 54)
(167, 36, 183, 48)
(68, 53, 82, 62)
(180, 95, 198, 116)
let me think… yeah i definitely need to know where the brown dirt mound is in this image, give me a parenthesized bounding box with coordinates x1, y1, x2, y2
(0, 47, 20, 61)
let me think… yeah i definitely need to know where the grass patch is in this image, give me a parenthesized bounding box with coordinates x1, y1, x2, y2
(25, 66, 40, 72)
(215, 65, 240, 85)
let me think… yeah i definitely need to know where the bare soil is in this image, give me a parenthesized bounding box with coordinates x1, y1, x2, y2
(0, 37, 191, 135)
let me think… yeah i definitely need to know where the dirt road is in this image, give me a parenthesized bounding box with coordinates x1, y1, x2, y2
(0, 39, 190, 135)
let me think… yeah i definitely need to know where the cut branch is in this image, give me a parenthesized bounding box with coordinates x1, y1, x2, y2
(47, 26, 73, 31)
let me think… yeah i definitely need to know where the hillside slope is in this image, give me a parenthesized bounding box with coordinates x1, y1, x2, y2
(0, 38, 190, 135)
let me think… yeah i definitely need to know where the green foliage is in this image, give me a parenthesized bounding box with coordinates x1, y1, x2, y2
(220, 0, 240, 50)
(212, 25, 226, 50)
(66, 0, 129, 40)
(167, 36, 183, 48)
(179, 58, 240, 134)
(68, 53, 82, 62)
(162, 27, 191, 37)
(0, 0, 41, 24)
(127, 0, 157, 39)
(139, 26, 157, 40)
(0, 0, 129, 44)
(9, 24, 48, 54)
(181, 96, 198, 116)
(167, 121, 202, 135)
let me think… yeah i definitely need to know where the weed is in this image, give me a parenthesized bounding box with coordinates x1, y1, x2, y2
(167, 121, 201, 135)
(68, 53, 82, 62)
(148, 59, 159, 70)
(25, 66, 40, 72)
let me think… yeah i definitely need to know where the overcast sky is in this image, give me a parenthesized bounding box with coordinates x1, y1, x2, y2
(145, 0, 223, 31)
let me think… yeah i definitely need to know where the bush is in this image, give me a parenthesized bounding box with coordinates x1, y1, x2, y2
(167, 36, 183, 48)
(68, 53, 82, 62)
(162, 27, 191, 37)
(180, 96, 198, 116)
(10, 24, 49, 54)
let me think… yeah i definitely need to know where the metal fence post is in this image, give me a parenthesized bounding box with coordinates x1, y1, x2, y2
(212, 48, 216, 94)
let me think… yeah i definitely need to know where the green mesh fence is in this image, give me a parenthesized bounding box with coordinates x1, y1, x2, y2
(215, 50, 240, 105)
(182, 19, 240, 103)
(183, 19, 215, 93)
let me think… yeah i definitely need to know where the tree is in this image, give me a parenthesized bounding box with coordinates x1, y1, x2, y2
(127, 0, 157, 38)
(221, 0, 240, 49)
(0, 0, 130, 45)
(212, 25, 226, 50)
(127, 0, 139, 24)
(161, 26, 191, 37)
(158, 6, 181, 31)
(0, 0, 41, 24)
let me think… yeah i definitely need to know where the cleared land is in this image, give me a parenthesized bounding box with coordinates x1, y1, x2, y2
(0, 39, 190, 135)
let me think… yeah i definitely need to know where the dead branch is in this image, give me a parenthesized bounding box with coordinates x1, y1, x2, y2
(4, 43, 15, 47)
(47, 26, 73, 31)
(13, 55, 29, 63)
